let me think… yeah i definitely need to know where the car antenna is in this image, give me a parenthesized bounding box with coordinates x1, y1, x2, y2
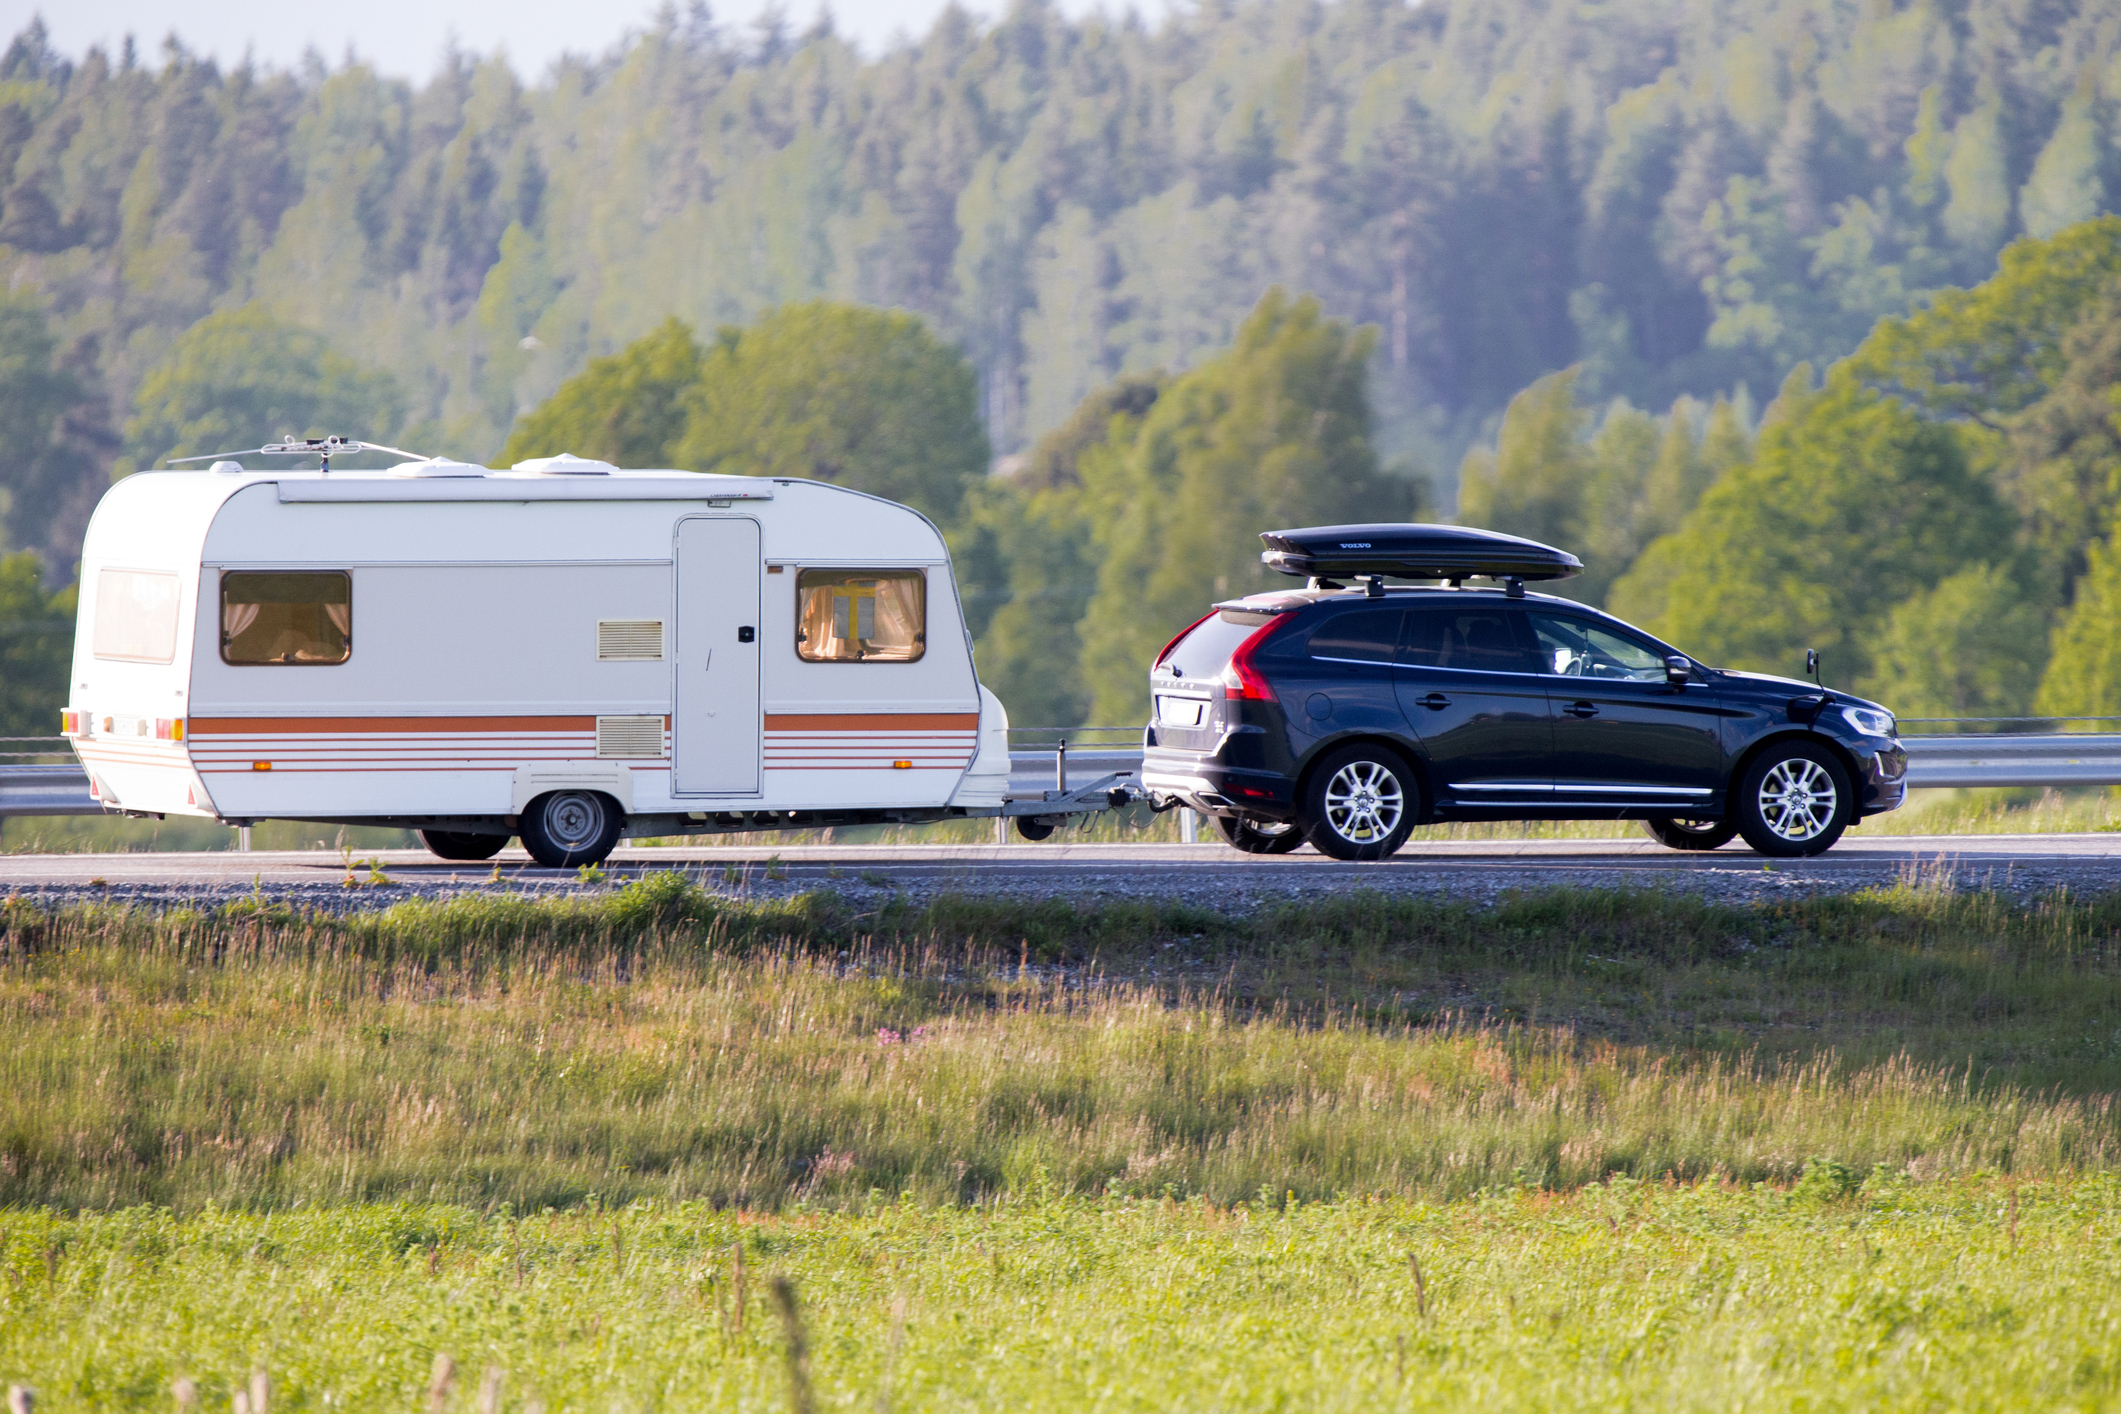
(165, 435, 430, 475)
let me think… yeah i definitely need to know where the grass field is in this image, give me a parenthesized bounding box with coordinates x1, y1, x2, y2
(5, 1179, 2117, 1411)
(5, 876, 2121, 1408)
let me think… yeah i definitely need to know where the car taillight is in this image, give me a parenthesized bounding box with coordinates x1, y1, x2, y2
(1219, 615, 1294, 702)
(1153, 611, 1217, 670)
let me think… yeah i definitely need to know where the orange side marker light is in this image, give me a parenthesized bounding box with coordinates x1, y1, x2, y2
(251, 761, 272, 771)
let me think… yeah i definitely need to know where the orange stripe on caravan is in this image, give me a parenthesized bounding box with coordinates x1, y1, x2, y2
(189, 715, 604, 735)
(764, 713, 978, 732)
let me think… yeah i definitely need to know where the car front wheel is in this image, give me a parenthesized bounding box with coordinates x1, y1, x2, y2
(1641, 817, 1738, 851)
(1734, 743, 1851, 857)
(1300, 744, 1417, 861)
(1213, 814, 1305, 854)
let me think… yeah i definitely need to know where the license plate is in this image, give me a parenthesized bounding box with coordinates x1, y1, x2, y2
(1157, 696, 1206, 728)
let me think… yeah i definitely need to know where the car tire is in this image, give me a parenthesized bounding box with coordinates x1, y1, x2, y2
(1733, 742, 1852, 858)
(519, 790, 624, 868)
(1213, 814, 1305, 854)
(1299, 744, 1418, 862)
(1641, 817, 1738, 851)
(416, 828, 508, 862)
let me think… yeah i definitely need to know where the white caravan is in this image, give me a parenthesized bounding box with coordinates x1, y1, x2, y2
(63, 448, 1124, 864)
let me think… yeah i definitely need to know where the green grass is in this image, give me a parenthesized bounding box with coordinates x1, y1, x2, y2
(6, 876, 2121, 1211)
(7, 878, 2121, 1408)
(3, 1180, 2118, 1411)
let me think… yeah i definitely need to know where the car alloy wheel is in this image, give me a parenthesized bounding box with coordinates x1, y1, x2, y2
(1757, 758, 1837, 842)
(1733, 743, 1851, 858)
(1641, 816, 1738, 851)
(1214, 814, 1305, 854)
(1299, 744, 1418, 861)
(1324, 760, 1403, 844)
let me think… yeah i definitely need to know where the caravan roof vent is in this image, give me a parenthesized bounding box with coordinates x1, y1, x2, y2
(513, 453, 614, 475)
(389, 458, 488, 478)
(1259, 523, 1582, 582)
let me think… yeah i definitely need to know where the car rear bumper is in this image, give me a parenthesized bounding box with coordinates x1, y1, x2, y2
(1142, 748, 1297, 819)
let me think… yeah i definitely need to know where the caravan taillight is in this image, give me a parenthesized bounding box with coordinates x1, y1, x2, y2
(1219, 615, 1295, 702)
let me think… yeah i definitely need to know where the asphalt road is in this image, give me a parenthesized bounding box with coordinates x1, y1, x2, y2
(5, 834, 2121, 910)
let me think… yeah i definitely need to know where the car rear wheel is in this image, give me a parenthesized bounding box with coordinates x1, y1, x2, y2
(1641, 817, 1738, 851)
(519, 790, 624, 868)
(1213, 814, 1305, 854)
(1734, 743, 1851, 857)
(1300, 744, 1417, 861)
(416, 828, 508, 862)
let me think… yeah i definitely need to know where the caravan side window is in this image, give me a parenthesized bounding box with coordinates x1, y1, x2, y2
(221, 571, 352, 665)
(796, 570, 926, 662)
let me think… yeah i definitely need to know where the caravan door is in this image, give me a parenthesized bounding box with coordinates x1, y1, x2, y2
(674, 517, 763, 794)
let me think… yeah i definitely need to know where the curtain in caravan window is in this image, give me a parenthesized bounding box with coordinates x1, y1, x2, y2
(92, 569, 180, 662)
(220, 571, 352, 665)
(796, 569, 926, 662)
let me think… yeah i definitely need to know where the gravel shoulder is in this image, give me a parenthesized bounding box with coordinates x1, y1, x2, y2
(3, 834, 2118, 915)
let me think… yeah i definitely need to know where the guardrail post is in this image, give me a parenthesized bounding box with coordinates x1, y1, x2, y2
(1055, 738, 1067, 795)
(238, 825, 251, 852)
(994, 814, 1007, 846)
(1180, 808, 1199, 844)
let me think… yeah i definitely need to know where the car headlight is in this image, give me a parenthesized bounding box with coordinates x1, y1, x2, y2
(1840, 705, 1896, 738)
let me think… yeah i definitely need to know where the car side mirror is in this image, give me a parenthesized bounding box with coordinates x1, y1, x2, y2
(1665, 655, 1690, 687)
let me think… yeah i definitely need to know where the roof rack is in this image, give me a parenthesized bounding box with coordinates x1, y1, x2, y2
(1259, 523, 1583, 584)
(167, 435, 429, 474)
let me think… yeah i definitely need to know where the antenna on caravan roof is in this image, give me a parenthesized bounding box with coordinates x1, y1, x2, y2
(166, 436, 429, 475)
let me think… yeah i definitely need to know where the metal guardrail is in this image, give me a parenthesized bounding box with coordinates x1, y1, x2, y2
(12, 725, 2121, 819)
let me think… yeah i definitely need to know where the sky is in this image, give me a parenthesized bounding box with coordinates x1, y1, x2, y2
(4, 0, 1166, 78)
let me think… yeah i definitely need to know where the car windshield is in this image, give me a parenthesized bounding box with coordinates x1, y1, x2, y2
(1527, 611, 1668, 681)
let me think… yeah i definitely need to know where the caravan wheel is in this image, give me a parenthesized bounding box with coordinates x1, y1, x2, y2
(520, 791, 624, 868)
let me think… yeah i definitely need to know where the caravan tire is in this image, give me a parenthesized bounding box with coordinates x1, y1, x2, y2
(416, 828, 508, 862)
(520, 791, 624, 868)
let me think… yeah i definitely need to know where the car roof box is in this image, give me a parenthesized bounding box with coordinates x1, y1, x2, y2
(1259, 523, 1582, 582)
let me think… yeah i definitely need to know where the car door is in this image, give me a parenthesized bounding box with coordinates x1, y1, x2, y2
(1523, 609, 1723, 809)
(1393, 601, 1554, 809)
(1298, 605, 1412, 737)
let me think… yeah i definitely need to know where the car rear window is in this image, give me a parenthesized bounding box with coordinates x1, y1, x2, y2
(1307, 608, 1405, 664)
(1162, 611, 1273, 680)
(1402, 605, 1533, 672)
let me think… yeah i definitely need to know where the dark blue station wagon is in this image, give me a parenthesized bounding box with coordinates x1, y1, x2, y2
(1139, 524, 1908, 861)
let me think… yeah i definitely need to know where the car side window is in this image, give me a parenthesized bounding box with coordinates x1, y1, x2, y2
(1526, 611, 1666, 681)
(1306, 608, 1404, 664)
(1401, 606, 1535, 673)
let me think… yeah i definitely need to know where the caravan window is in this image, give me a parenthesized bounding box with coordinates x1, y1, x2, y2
(221, 571, 351, 665)
(92, 569, 180, 663)
(796, 570, 926, 662)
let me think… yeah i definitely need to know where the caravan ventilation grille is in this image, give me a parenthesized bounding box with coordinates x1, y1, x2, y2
(596, 715, 666, 759)
(597, 620, 665, 661)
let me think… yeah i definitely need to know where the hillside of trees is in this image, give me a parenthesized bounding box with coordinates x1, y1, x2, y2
(7, 0, 2121, 734)
(5, 0, 2121, 541)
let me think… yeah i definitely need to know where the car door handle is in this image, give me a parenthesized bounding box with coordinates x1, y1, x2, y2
(1416, 693, 1450, 710)
(1564, 701, 1598, 719)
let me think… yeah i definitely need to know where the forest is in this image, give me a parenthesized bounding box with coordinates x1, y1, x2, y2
(3, 0, 2121, 730)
